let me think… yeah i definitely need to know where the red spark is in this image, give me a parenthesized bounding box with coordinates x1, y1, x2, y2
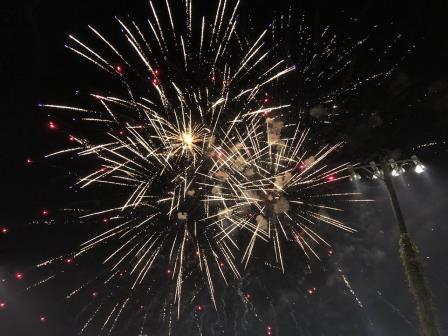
(15, 272, 23, 280)
(26, 158, 33, 164)
(196, 305, 204, 312)
(41, 209, 49, 216)
(102, 218, 109, 223)
(92, 292, 98, 297)
(65, 258, 73, 264)
(219, 261, 224, 267)
(328, 249, 334, 256)
(40, 315, 46, 322)
(307, 287, 317, 295)
(48, 121, 57, 129)
(166, 268, 172, 275)
(115, 65, 123, 73)
(244, 293, 251, 300)
(69, 135, 76, 141)
(195, 250, 200, 256)
(152, 78, 158, 85)
(263, 97, 269, 104)
(1, 227, 8, 234)
(327, 175, 335, 182)
(118, 130, 125, 136)
(0, 302, 6, 309)
(154, 69, 159, 75)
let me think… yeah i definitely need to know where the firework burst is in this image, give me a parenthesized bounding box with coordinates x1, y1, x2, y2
(33, 1, 378, 334)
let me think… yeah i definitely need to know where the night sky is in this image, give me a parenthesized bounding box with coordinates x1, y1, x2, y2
(1, 0, 448, 335)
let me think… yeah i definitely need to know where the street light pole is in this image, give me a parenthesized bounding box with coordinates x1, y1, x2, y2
(349, 158, 439, 336)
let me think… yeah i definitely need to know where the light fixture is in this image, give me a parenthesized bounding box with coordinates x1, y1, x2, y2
(388, 159, 404, 177)
(369, 161, 383, 179)
(411, 155, 426, 174)
(347, 165, 361, 181)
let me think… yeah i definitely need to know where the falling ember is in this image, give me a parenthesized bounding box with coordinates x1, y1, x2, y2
(65, 258, 73, 264)
(15, 273, 23, 280)
(48, 121, 57, 129)
(327, 175, 335, 182)
(1, 227, 7, 234)
(26, 158, 33, 164)
(41, 209, 49, 216)
(115, 65, 123, 73)
(195, 305, 204, 312)
(0, 302, 5, 309)
(40, 316, 46, 322)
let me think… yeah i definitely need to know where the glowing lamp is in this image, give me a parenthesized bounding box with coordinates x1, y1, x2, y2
(388, 159, 404, 177)
(411, 155, 426, 174)
(347, 165, 361, 181)
(369, 161, 383, 179)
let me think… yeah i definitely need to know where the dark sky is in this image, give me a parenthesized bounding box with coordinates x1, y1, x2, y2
(1, 0, 448, 335)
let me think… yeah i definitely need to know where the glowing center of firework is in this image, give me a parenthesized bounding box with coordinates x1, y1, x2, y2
(182, 132, 194, 148)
